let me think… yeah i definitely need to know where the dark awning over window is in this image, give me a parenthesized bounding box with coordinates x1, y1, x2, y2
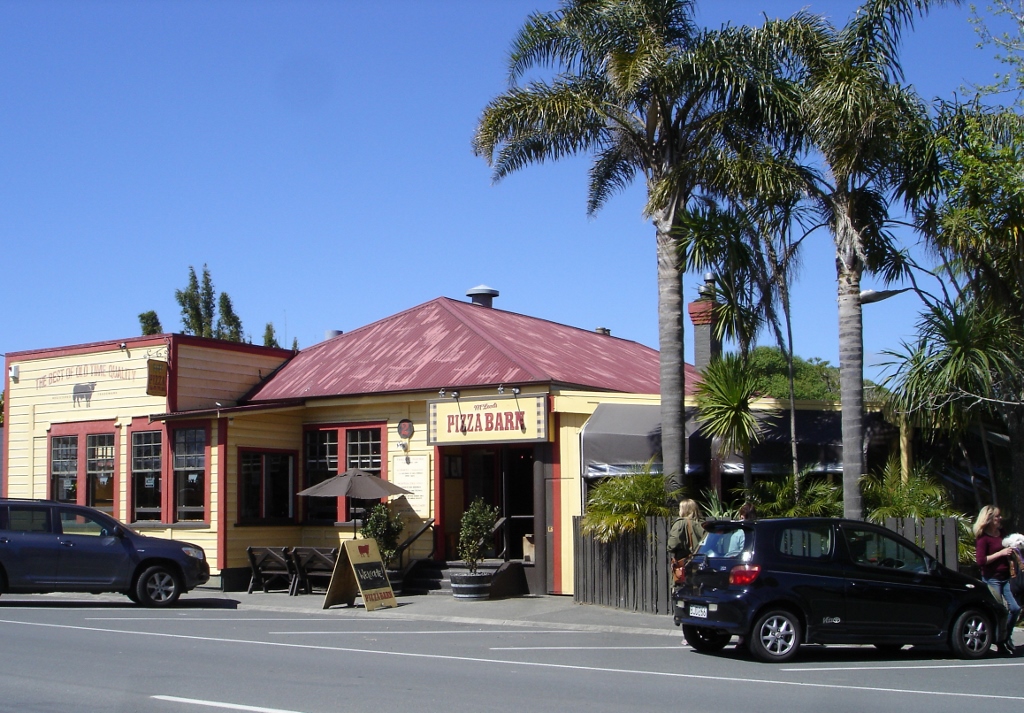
(580, 404, 664, 478)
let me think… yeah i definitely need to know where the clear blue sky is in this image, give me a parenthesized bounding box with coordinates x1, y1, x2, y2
(0, 1, 1010, 382)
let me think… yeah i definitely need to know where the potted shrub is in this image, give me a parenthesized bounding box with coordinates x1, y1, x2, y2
(451, 498, 499, 600)
(359, 503, 405, 590)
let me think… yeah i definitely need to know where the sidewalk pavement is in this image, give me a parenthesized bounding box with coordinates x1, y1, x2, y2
(193, 584, 680, 637)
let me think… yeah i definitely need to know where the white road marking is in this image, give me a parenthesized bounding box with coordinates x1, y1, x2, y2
(152, 695, 304, 712)
(268, 629, 580, 635)
(1, 619, 1020, 702)
(491, 646, 681, 650)
(783, 661, 1024, 672)
(88, 618, 351, 622)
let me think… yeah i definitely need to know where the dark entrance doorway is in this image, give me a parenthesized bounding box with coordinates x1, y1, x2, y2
(440, 445, 534, 561)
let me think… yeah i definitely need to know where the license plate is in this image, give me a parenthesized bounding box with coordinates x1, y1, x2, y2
(689, 604, 708, 619)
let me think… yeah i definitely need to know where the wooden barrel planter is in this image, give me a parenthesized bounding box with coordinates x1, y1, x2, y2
(450, 572, 492, 600)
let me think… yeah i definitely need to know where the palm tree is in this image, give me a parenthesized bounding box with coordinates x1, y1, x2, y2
(861, 454, 975, 562)
(474, 0, 806, 490)
(694, 353, 775, 492)
(679, 172, 811, 481)
(751, 468, 842, 518)
(893, 103, 1024, 526)
(883, 298, 1019, 515)
(861, 454, 958, 522)
(793, 0, 954, 518)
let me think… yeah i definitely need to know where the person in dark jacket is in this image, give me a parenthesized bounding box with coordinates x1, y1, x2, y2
(974, 505, 1020, 656)
(667, 499, 705, 562)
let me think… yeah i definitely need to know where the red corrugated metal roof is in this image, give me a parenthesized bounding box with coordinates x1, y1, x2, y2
(246, 297, 698, 401)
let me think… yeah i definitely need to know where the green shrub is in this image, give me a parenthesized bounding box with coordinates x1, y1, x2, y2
(359, 503, 405, 567)
(458, 498, 499, 573)
(581, 469, 677, 543)
(860, 455, 973, 563)
(750, 468, 843, 518)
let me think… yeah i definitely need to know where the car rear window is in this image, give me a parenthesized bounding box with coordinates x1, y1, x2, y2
(777, 525, 832, 559)
(698, 526, 750, 557)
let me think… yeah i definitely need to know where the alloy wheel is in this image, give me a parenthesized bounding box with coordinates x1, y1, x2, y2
(758, 614, 797, 657)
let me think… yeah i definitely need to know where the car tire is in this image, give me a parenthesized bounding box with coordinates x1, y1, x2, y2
(682, 625, 731, 653)
(748, 609, 801, 663)
(950, 608, 993, 659)
(135, 565, 182, 607)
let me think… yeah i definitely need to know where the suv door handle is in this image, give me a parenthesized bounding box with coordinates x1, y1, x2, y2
(0, 537, 8, 544)
(61, 541, 75, 547)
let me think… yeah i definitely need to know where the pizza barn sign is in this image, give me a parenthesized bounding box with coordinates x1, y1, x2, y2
(428, 394, 548, 446)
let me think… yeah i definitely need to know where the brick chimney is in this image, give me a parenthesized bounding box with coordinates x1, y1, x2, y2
(687, 273, 721, 372)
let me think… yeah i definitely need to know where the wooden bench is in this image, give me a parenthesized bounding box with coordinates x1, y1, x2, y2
(289, 547, 339, 595)
(246, 546, 295, 594)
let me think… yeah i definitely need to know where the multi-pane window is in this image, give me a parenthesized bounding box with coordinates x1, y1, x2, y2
(347, 428, 381, 473)
(346, 428, 382, 523)
(303, 426, 383, 523)
(51, 436, 79, 503)
(132, 431, 162, 521)
(86, 434, 115, 515)
(240, 452, 295, 523)
(304, 430, 338, 522)
(173, 428, 206, 521)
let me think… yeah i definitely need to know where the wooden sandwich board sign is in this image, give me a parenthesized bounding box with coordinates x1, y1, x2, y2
(323, 538, 397, 611)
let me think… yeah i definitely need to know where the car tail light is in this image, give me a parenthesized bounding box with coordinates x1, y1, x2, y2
(729, 564, 761, 586)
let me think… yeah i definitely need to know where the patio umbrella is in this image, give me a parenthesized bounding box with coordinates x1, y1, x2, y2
(297, 468, 411, 499)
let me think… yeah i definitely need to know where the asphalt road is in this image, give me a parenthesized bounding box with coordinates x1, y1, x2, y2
(0, 592, 1021, 713)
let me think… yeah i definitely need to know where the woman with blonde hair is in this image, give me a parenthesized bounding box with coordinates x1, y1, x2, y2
(668, 499, 704, 562)
(975, 505, 1020, 656)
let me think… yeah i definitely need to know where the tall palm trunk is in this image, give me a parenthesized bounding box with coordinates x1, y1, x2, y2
(837, 253, 865, 520)
(783, 298, 800, 491)
(656, 209, 686, 493)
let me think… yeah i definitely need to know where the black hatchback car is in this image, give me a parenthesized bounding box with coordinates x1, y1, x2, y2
(0, 499, 209, 606)
(673, 517, 1007, 662)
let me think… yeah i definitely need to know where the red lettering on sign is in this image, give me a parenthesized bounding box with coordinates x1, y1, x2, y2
(485, 413, 494, 430)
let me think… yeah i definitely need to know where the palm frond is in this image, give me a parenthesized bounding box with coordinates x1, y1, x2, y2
(581, 463, 680, 543)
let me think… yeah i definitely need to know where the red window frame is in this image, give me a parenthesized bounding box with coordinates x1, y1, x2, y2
(48, 420, 119, 515)
(237, 447, 298, 525)
(170, 421, 212, 524)
(301, 422, 387, 523)
(126, 417, 165, 523)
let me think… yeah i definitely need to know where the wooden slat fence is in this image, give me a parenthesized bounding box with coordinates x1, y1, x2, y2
(573, 516, 673, 615)
(882, 517, 959, 568)
(573, 515, 961, 615)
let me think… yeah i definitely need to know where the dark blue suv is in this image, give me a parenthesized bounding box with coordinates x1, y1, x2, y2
(0, 499, 209, 606)
(673, 517, 1007, 662)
